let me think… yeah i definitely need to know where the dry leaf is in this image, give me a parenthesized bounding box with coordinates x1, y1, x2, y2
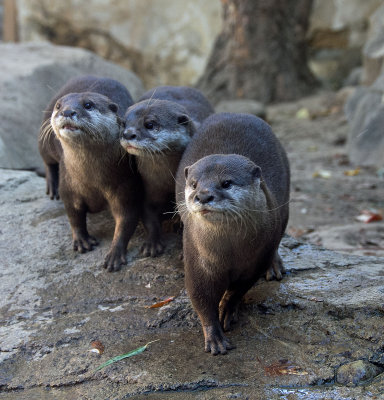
(344, 168, 360, 176)
(90, 340, 105, 355)
(264, 359, 308, 376)
(355, 210, 383, 223)
(145, 296, 175, 309)
(296, 108, 310, 119)
(313, 170, 332, 179)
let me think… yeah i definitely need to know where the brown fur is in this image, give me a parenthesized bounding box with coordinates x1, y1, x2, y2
(38, 76, 142, 272)
(176, 113, 290, 354)
(121, 86, 214, 257)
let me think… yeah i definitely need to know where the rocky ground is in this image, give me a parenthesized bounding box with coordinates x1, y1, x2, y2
(0, 91, 383, 399)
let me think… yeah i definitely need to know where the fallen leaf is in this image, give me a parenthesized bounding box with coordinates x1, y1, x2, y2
(355, 210, 383, 223)
(263, 359, 309, 376)
(344, 168, 360, 176)
(313, 170, 332, 179)
(90, 340, 105, 355)
(145, 296, 175, 309)
(296, 108, 310, 119)
(93, 339, 159, 373)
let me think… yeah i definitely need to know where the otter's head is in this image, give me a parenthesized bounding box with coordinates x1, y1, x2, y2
(120, 99, 195, 156)
(183, 154, 264, 224)
(51, 92, 120, 145)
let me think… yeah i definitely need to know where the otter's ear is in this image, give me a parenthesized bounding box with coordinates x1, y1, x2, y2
(251, 166, 262, 182)
(177, 114, 189, 125)
(109, 103, 118, 113)
(184, 167, 189, 180)
(178, 114, 197, 136)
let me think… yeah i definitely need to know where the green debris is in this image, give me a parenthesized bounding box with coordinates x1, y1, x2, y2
(93, 339, 159, 373)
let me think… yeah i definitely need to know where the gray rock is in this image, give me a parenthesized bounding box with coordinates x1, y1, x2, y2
(215, 100, 266, 119)
(345, 79, 384, 168)
(336, 360, 383, 385)
(363, 3, 384, 84)
(0, 42, 144, 172)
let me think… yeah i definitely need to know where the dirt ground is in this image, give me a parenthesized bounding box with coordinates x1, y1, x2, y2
(268, 90, 384, 257)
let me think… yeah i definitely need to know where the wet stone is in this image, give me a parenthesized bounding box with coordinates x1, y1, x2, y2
(336, 360, 383, 386)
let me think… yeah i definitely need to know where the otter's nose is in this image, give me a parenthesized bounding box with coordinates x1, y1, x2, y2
(122, 127, 137, 140)
(195, 191, 214, 204)
(61, 109, 77, 118)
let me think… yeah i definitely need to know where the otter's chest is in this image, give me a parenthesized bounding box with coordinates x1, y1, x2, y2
(139, 155, 180, 203)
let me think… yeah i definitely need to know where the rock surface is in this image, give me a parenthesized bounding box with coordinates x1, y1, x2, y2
(0, 43, 144, 172)
(16, 0, 222, 88)
(345, 75, 384, 168)
(363, 3, 384, 84)
(1, 167, 383, 399)
(336, 360, 383, 386)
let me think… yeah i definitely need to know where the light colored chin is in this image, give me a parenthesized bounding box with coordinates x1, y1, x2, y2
(58, 128, 82, 140)
(124, 146, 143, 156)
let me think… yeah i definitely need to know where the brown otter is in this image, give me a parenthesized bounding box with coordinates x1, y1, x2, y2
(38, 75, 142, 272)
(120, 86, 214, 257)
(176, 113, 290, 355)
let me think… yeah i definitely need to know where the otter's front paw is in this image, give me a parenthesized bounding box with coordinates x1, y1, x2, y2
(265, 253, 285, 281)
(103, 248, 127, 272)
(203, 325, 236, 355)
(73, 234, 98, 253)
(141, 240, 164, 257)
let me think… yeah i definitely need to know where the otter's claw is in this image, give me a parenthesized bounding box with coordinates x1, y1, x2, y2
(103, 248, 127, 272)
(141, 240, 164, 257)
(203, 325, 235, 355)
(73, 234, 98, 253)
(265, 253, 285, 281)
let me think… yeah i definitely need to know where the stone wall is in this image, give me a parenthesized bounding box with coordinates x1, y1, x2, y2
(308, 0, 383, 88)
(16, 0, 222, 89)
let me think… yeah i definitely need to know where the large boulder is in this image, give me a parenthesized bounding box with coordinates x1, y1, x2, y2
(362, 3, 384, 84)
(308, 0, 382, 88)
(16, 0, 222, 88)
(345, 73, 384, 168)
(0, 42, 144, 172)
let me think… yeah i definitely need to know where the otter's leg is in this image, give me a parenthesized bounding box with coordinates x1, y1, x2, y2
(265, 252, 285, 281)
(141, 203, 164, 257)
(103, 196, 140, 272)
(219, 280, 255, 332)
(64, 202, 99, 254)
(45, 163, 60, 200)
(184, 259, 235, 355)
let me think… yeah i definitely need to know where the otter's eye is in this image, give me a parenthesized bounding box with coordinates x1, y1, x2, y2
(144, 121, 154, 130)
(221, 180, 232, 189)
(56, 103, 61, 110)
(190, 181, 197, 190)
(84, 102, 93, 110)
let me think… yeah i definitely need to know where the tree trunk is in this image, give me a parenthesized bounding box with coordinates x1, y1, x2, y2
(197, 0, 318, 104)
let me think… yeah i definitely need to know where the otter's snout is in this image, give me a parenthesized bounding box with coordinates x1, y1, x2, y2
(194, 191, 214, 204)
(122, 127, 137, 140)
(60, 109, 77, 118)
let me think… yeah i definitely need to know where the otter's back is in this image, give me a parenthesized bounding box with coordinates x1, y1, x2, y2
(139, 86, 214, 123)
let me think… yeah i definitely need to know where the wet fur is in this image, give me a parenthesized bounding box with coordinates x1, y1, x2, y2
(121, 86, 214, 257)
(175, 113, 290, 355)
(38, 75, 142, 272)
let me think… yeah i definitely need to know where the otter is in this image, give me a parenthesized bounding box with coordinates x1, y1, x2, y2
(38, 75, 142, 272)
(176, 113, 290, 355)
(120, 86, 214, 257)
